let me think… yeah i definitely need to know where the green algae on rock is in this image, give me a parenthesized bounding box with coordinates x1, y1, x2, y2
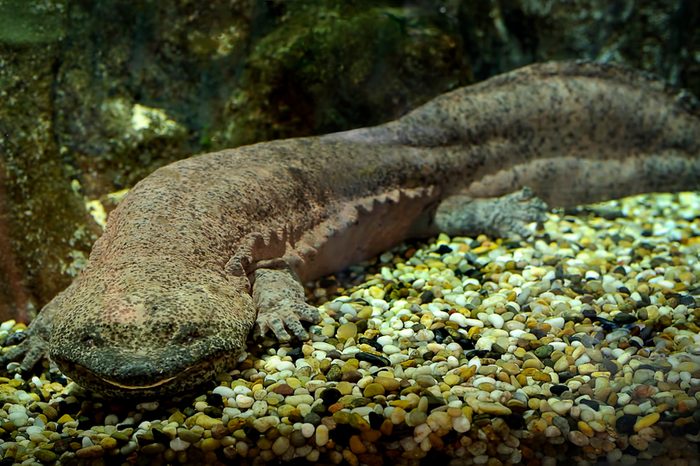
(223, 1, 469, 147)
(0, 0, 98, 323)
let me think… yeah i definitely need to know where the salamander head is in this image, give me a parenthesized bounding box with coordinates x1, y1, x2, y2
(48, 269, 255, 398)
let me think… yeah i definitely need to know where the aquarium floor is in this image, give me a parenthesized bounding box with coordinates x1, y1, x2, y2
(1, 192, 700, 466)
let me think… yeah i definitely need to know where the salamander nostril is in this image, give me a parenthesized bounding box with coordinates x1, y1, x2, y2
(79, 328, 103, 348)
(173, 323, 203, 344)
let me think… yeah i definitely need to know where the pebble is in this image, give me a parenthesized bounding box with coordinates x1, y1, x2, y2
(315, 424, 329, 446)
(634, 412, 660, 432)
(1, 192, 699, 465)
(170, 438, 190, 452)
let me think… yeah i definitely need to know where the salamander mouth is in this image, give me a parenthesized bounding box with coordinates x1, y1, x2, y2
(51, 352, 224, 399)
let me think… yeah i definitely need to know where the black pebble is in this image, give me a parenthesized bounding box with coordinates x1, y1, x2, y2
(580, 399, 600, 410)
(355, 352, 390, 367)
(433, 328, 449, 344)
(368, 411, 384, 430)
(358, 337, 382, 352)
(151, 428, 171, 444)
(331, 423, 353, 443)
(286, 346, 304, 361)
(320, 388, 342, 406)
(616, 414, 638, 435)
(206, 393, 224, 407)
(453, 335, 474, 350)
(420, 290, 435, 304)
(595, 317, 618, 332)
(503, 414, 525, 430)
(581, 307, 597, 320)
(557, 371, 574, 382)
(550, 384, 569, 396)
(434, 244, 453, 254)
(679, 294, 696, 306)
(639, 325, 655, 343)
(613, 313, 637, 325)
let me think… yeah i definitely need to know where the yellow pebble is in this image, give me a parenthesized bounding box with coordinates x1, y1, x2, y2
(286, 377, 302, 389)
(342, 449, 359, 466)
(634, 412, 660, 432)
(374, 376, 400, 392)
(578, 421, 594, 437)
(57, 414, 74, 424)
(349, 434, 366, 454)
(363, 383, 385, 398)
(100, 437, 118, 450)
(368, 286, 385, 300)
(336, 381, 353, 395)
(522, 358, 543, 369)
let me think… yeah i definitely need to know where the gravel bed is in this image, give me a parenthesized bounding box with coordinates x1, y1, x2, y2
(1, 192, 699, 466)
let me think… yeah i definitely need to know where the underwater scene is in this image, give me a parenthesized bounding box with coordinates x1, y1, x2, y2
(1, 1, 699, 465)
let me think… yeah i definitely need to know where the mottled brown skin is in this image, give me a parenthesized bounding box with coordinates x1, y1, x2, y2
(5, 61, 699, 398)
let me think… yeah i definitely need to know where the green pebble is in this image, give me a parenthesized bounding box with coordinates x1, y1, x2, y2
(100, 436, 118, 450)
(195, 414, 219, 429)
(327, 365, 342, 381)
(405, 409, 427, 427)
(333, 411, 351, 424)
(75, 445, 104, 458)
(141, 443, 166, 455)
(277, 404, 298, 418)
(363, 383, 385, 397)
(199, 438, 221, 451)
(34, 448, 58, 463)
(336, 322, 358, 340)
(348, 397, 371, 408)
(112, 431, 130, 442)
(178, 429, 202, 443)
(349, 413, 370, 430)
(534, 344, 554, 358)
(43, 405, 58, 420)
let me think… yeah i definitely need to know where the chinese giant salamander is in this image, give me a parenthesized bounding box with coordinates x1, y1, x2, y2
(4, 61, 699, 398)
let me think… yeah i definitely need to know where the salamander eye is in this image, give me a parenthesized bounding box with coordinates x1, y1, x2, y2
(78, 327, 104, 348)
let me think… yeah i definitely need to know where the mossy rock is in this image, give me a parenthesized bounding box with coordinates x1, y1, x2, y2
(223, 1, 469, 146)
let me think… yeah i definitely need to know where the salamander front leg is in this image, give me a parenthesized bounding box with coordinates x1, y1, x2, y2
(1, 294, 61, 373)
(434, 187, 548, 238)
(252, 267, 320, 342)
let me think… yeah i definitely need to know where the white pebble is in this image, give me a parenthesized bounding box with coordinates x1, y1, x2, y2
(377, 335, 395, 346)
(212, 386, 236, 399)
(301, 423, 315, 438)
(487, 314, 505, 329)
(383, 344, 401, 355)
(312, 342, 337, 352)
(8, 412, 28, 427)
(170, 438, 190, 451)
(235, 394, 254, 409)
(463, 318, 485, 328)
(452, 415, 470, 432)
(545, 317, 565, 329)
